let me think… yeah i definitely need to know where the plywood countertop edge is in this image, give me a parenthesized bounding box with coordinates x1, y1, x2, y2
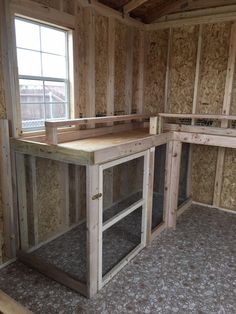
(10, 138, 93, 165)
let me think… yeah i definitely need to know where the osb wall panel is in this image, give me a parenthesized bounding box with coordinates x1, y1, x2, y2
(95, 14, 108, 115)
(220, 149, 236, 211)
(69, 165, 86, 224)
(25, 156, 37, 246)
(35, 158, 66, 242)
(114, 21, 128, 114)
(144, 29, 168, 114)
(169, 25, 198, 114)
(63, 0, 76, 14)
(31, 0, 76, 12)
(191, 145, 218, 205)
(132, 29, 141, 113)
(197, 22, 231, 114)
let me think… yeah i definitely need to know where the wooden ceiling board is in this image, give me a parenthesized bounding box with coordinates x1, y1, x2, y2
(99, 0, 130, 11)
(143, 0, 236, 23)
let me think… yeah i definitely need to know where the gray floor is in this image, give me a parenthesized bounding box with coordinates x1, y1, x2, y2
(0, 204, 236, 314)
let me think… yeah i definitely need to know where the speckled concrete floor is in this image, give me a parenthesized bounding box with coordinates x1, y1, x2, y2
(0, 204, 235, 314)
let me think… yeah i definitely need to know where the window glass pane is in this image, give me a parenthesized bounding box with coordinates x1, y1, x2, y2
(44, 81, 66, 103)
(21, 103, 45, 130)
(42, 53, 66, 78)
(45, 103, 68, 120)
(41, 26, 66, 55)
(15, 19, 40, 51)
(152, 144, 166, 230)
(17, 48, 41, 76)
(19, 79, 44, 104)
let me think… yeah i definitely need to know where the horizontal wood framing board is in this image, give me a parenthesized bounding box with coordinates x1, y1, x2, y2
(45, 115, 151, 144)
(123, 0, 149, 14)
(11, 139, 94, 165)
(146, 5, 236, 30)
(177, 198, 192, 218)
(23, 122, 145, 144)
(11, 0, 75, 29)
(173, 131, 236, 149)
(164, 123, 236, 137)
(90, 132, 171, 164)
(159, 113, 236, 120)
(0, 289, 32, 314)
(17, 251, 87, 297)
(45, 114, 150, 128)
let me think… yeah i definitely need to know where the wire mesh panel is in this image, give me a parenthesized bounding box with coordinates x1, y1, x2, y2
(21, 157, 87, 284)
(152, 144, 166, 230)
(102, 207, 142, 276)
(178, 143, 190, 207)
(102, 156, 144, 222)
(99, 152, 148, 286)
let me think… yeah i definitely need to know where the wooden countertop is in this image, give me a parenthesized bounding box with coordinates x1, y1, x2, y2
(11, 129, 170, 165)
(58, 129, 151, 152)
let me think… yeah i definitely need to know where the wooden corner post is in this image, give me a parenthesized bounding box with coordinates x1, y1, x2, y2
(146, 147, 155, 243)
(86, 164, 100, 298)
(164, 140, 182, 229)
(0, 119, 16, 258)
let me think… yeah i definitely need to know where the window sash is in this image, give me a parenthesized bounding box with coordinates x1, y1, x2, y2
(15, 17, 70, 131)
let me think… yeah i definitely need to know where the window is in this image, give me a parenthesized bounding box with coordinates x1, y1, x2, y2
(15, 17, 70, 131)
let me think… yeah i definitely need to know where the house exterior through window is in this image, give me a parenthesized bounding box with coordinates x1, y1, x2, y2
(15, 17, 70, 131)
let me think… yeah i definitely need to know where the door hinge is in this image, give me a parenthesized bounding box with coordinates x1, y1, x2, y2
(92, 193, 102, 200)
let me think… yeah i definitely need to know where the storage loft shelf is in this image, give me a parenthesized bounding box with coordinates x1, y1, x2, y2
(150, 113, 236, 137)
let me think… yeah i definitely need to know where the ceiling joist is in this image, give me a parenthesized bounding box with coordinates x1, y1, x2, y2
(123, 0, 149, 14)
(145, 0, 236, 23)
(145, 0, 188, 23)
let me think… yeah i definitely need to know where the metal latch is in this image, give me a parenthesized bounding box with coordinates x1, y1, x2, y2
(92, 193, 102, 200)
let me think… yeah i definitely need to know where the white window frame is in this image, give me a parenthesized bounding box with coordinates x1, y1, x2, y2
(5, 0, 77, 137)
(15, 16, 73, 132)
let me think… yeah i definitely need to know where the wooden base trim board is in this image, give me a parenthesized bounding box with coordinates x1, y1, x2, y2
(17, 251, 87, 297)
(26, 219, 86, 254)
(192, 201, 236, 215)
(0, 258, 17, 270)
(177, 198, 192, 218)
(0, 289, 32, 314)
(101, 243, 144, 288)
(150, 222, 166, 242)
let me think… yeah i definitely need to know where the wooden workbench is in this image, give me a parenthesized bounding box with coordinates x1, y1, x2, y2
(11, 128, 169, 165)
